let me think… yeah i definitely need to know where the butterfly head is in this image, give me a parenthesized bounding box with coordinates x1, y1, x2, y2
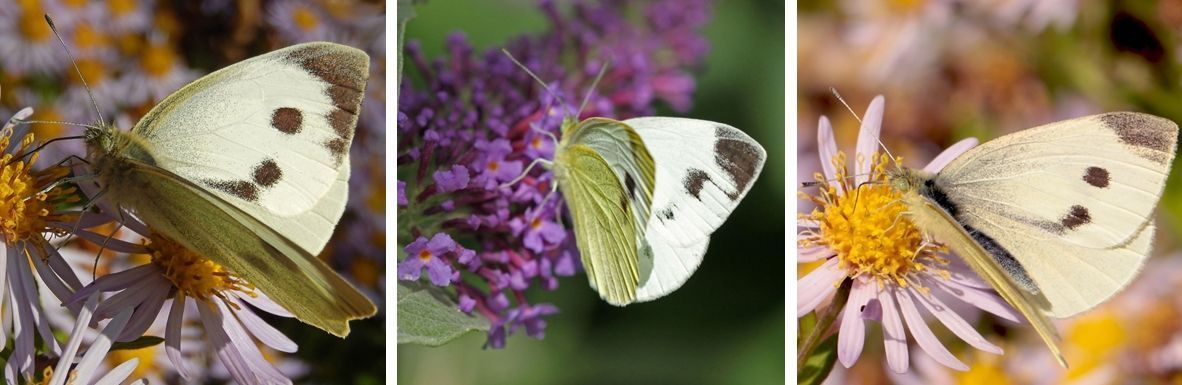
(885, 167, 927, 194)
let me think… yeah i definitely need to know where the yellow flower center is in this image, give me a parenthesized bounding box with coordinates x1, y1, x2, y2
(106, 344, 158, 379)
(149, 232, 254, 305)
(108, 0, 138, 16)
(292, 7, 321, 31)
(955, 352, 1013, 385)
(140, 43, 176, 77)
(72, 23, 109, 51)
(487, 161, 500, 171)
(0, 131, 75, 243)
(417, 250, 433, 262)
(1064, 310, 1126, 380)
(18, 8, 51, 42)
(799, 152, 946, 288)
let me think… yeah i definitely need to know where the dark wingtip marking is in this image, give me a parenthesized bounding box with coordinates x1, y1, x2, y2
(1083, 166, 1110, 188)
(713, 126, 762, 200)
(1061, 205, 1091, 230)
(271, 107, 302, 134)
(327, 109, 355, 139)
(683, 169, 710, 200)
(658, 208, 674, 220)
(206, 180, 258, 202)
(287, 46, 369, 92)
(325, 137, 350, 164)
(252, 159, 283, 187)
(1100, 113, 1176, 163)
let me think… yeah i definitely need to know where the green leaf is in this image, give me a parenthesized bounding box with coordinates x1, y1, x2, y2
(397, 280, 489, 346)
(796, 333, 838, 385)
(797, 311, 817, 347)
(396, 0, 423, 97)
(110, 335, 165, 351)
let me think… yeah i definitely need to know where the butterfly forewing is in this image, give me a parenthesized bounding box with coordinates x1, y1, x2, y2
(623, 117, 766, 301)
(129, 42, 367, 255)
(933, 112, 1177, 317)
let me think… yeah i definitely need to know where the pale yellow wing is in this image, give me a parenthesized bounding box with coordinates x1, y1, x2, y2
(110, 159, 376, 337)
(555, 144, 641, 306)
(902, 190, 1067, 368)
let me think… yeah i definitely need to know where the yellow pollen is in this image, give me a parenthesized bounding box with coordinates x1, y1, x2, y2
(149, 232, 254, 305)
(531, 217, 542, 229)
(799, 152, 944, 288)
(106, 344, 158, 379)
(0, 130, 73, 243)
(487, 161, 500, 171)
(108, 0, 138, 16)
(531, 137, 542, 149)
(417, 250, 433, 262)
(292, 7, 321, 31)
(140, 43, 176, 77)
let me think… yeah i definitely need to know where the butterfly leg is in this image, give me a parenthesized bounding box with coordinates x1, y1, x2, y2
(90, 203, 128, 280)
(498, 157, 554, 189)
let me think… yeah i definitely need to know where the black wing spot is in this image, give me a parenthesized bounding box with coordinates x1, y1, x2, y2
(252, 159, 283, 187)
(205, 180, 258, 202)
(1061, 205, 1091, 230)
(684, 169, 710, 200)
(271, 107, 303, 134)
(1083, 167, 1109, 188)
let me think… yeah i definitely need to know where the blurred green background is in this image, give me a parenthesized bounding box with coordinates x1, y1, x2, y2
(799, 1, 1182, 383)
(397, 0, 785, 384)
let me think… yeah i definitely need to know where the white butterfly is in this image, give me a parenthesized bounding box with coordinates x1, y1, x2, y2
(552, 116, 766, 305)
(84, 42, 376, 336)
(888, 112, 1179, 366)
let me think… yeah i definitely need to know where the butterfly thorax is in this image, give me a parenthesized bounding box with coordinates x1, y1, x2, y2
(885, 167, 932, 195)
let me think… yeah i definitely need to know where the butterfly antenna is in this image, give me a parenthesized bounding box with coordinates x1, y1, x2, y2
(5, 134, 88, 166)
(575, 60, 610, 119)
(45, 14, 105, 126)
(831, 88, 898, 165)
(503, 49, 572, 116)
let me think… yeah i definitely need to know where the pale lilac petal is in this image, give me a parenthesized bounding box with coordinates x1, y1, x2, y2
(215, 300, 291, 384)
(817, 116, 839, 179)
(239, 291, 294, 318)
(797, 258, 845, 315)
(232, 298, 298, 353)
(70, 230, 149, 253)
(199, 302, 256, 384)
(29, 246, 76, 308)
(73, 307, 134, 382)
(838, 281, 876, 368)
(798, 246, 833, 263)
(94, 280, 158, 321)
(48, 293, 99, 385)
(880, 288, 909, 373)
(923, 138, 978, 173)
(896, 288, 968, 371)
(67, 265, 159, 305)
(854, 95, 885, 184)
(166, 297, 194, 380)
(44, 243, 83, 291)
(118, 289, 168, 341)
(799, 218, 820, 228)
(8, 248, 38, 377)
(932, 277, 1021, 323)
(910, 286, 1003, 354)
(92, 358, 139, 385)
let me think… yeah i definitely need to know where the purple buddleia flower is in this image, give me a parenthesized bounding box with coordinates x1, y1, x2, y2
(398, 0, 711, 348)
(398, 234, 462, 286)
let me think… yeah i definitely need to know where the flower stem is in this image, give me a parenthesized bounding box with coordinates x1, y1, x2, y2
(797, 278, 852, 369)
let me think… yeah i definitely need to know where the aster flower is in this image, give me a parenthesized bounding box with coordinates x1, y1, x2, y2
(116, 39, 200, 106)
(40, 294, 145, 385)
(0, 0, 68, 75)
(0, 107, 121, 379)
(797, 96, 1024, 374)
(71, 228, 299, 385)
(398, 0, 711, 348)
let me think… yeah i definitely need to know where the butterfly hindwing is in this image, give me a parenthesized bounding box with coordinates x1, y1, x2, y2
(108, 159, 376, 337)
(555, 144, 642, 305)
(623, 117, 766, 301)
(129, 42, 367, 255)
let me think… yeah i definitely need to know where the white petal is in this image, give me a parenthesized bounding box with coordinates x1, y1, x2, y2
(837, 281, 876, 368)
(854, 95, 885, 184)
